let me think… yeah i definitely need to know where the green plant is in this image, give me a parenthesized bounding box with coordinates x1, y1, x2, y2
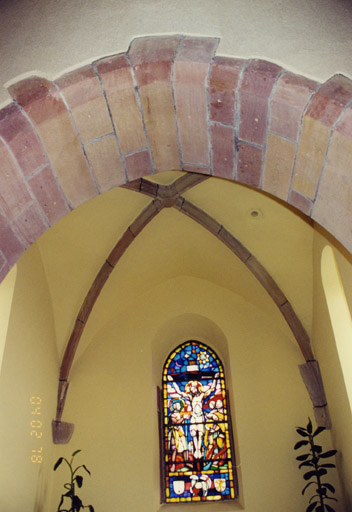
(53, 449, 95, 512)
(294, 418, 338, 512)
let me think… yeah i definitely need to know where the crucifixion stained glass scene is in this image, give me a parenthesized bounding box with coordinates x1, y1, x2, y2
(162, 341, 238, 503)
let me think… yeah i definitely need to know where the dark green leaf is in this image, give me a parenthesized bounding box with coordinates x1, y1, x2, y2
(320, 450, 337, 459)
(88, 506, 95, 512)
(319, 463, 336, 469)
(304, 470, 317, 480)
(317, 468, 328, 477)
(316, 506, 324, 512)
(302, 481, 315, 495)
(75, 475, 83, 488)
(296, 453, 310, 461)
(306, 502, 317, 512)
(54, 457, 63, 471)
(325, 505, 336, 512)
(299, 461, 314, 469)
(313, 426, 325, 437)
(296, 428, 309, 437)
(82, 464, 91, 476)
(72, 449, 82, 458)
(323, 483, 335, 494)
(294, 440, 309, 450)
(307, 418, 313, 434)
(313, 445, 322, 453)
(73, 495, 82, 512)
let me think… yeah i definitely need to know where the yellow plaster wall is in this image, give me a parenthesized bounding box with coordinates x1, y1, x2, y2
(0, 177, 349, 511)
(0, 265, 17, 378)
(0, 246, 58, 512)
(51, 276, 340, 511)
(312, 230, 352, 509)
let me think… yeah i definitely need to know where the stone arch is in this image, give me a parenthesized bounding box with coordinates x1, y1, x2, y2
(1, 35, 352, 283)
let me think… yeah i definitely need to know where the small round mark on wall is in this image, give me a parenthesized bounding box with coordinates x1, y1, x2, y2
(248, 208, 263, 220)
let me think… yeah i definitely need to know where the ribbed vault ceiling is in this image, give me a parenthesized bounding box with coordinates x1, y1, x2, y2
(35, 171, 314, 365)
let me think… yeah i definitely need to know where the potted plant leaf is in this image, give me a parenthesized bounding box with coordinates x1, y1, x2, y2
(53, 449, 95, 512)
(294, 418, 338, 512)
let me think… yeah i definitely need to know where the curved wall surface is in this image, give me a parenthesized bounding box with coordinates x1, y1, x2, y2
(1, 35, 352, 283)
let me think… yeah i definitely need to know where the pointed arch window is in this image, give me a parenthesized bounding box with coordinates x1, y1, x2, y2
(160, 340, 238, 503)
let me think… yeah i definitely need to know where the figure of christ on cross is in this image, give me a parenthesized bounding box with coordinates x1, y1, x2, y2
(167, 373, 219, 460)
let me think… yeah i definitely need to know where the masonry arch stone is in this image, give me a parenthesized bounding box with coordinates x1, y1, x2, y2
(1, 34, 352, 285)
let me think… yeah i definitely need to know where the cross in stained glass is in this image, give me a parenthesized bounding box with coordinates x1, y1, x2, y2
(161, 341, 238, 503)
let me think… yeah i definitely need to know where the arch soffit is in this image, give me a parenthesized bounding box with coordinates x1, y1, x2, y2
(1, 35, 352, 284)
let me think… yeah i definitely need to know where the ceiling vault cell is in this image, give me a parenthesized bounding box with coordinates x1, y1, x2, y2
(52, 174, 329, 444)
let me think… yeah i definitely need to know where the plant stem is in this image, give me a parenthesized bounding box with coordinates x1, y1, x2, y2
(310, 432, 324, 509)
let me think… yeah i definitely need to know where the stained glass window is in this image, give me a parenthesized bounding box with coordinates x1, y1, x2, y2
(160, 340, 238, 503)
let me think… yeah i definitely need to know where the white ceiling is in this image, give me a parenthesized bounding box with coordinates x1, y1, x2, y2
(1, 0, 352, 107)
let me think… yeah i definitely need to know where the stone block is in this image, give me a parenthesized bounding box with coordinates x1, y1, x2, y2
(209, 57, 244, 125)
(236, 142, 263, 188)
(313, 120, 352, 253)
(174, 60, 210, 166)
(28, 164, 70, 225)
(0, 210, 25, 263)
(293, 116, 330, 199)
(128, 35, 181, 76)
(57, 65, 113, 144)
(263, 133, 296, 200)
(217, 227, 250, 263)
(125, 150, 152, 181)
(85, 135, 125, 193)
(130, 37, 180, 172)
(176, 37, 219, 63)
(129, 200, 160, 236)
(307, 74, 352, 126)
(8, 77, 98, 208)
(238, 60, 282, 146)
(13, 201, 48, 245)
(174, 37, 219, 166)
(280, 301, 313, 361)
(246, 255, 287, 307)
(270, 72, 317, 141)
(211, 123, 235, 179)
(180, 199, 222, 235)
(288, 190, 312, 216)
(0, 103, 47, 177)
(95, 54, 147, 154)
(107, 229, 135, 266)
(183, 164, 210, 175)
(335, 104, 352, 138)
(0, 140, 32, 220)
(293, 75, 352, 201)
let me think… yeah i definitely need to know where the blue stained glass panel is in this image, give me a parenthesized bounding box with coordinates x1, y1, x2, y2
(161, 341, 238, 503)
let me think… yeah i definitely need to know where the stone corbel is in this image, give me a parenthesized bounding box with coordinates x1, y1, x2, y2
(52, 379, 74, 444)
